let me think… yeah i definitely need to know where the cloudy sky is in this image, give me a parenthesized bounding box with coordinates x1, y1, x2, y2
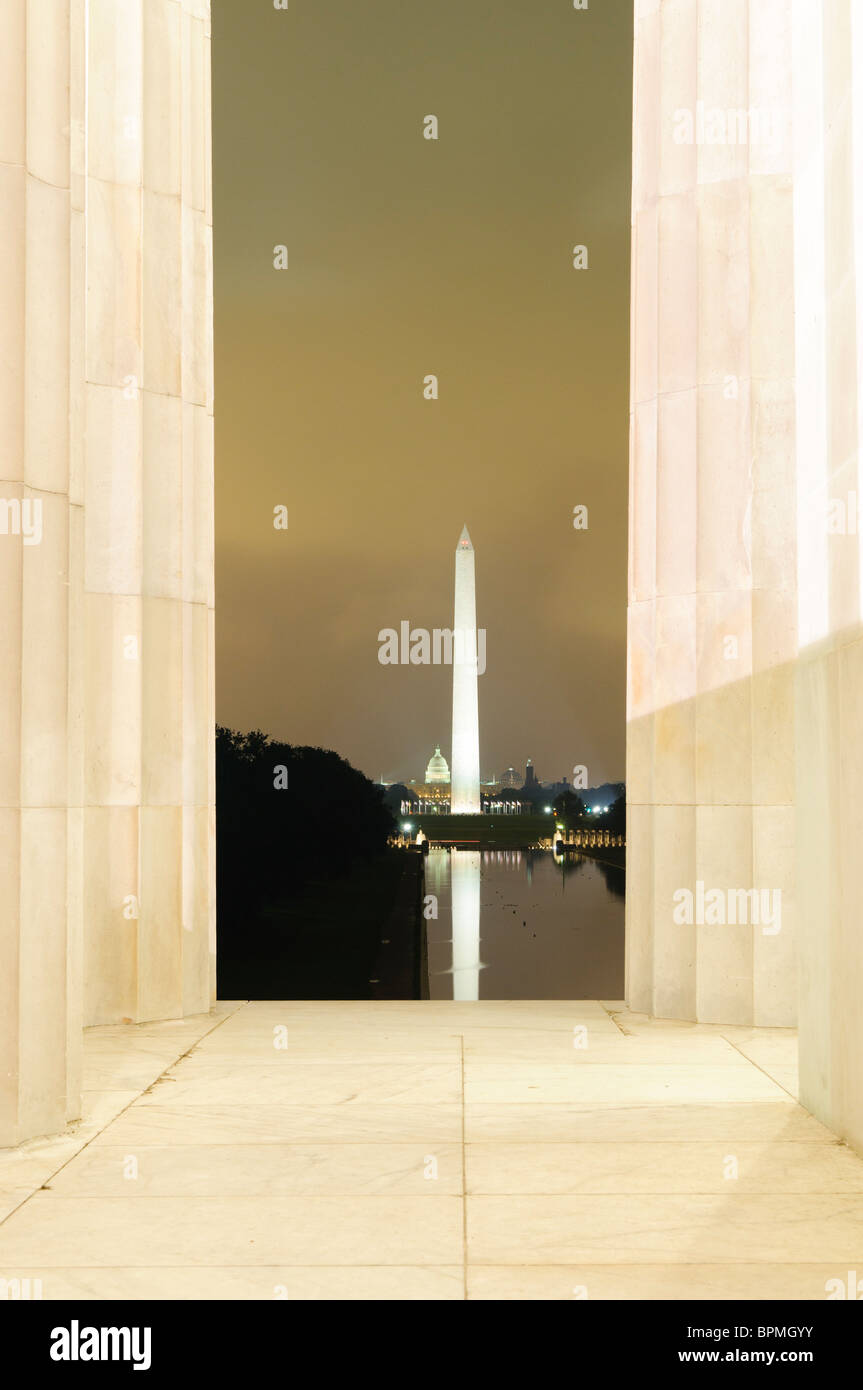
(213, 0, 632, 787)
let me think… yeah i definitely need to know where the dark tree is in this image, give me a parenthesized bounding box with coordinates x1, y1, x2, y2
(606, 791, 627, 833)
(516, 785, 545, 811)
(382, 783, 418, 819)
(216, 726, 394, 935)
(498, 787, 523, 806)
(553, 790, 585, 821)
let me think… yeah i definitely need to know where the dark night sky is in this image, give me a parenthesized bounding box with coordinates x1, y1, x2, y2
(213, 0, 632, 787)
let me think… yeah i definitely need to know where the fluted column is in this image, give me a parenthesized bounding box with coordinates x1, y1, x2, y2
(1, 0, 214, 1147)
(82, 0, 215, 1024)
(0, 0, 80, 1145)
(627, 0, 863, 1153)
(626, 0, 797, 1025)
(794, 0, 863, 1154)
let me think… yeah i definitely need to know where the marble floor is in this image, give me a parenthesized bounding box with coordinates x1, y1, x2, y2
(1, 1000, 862, 1300)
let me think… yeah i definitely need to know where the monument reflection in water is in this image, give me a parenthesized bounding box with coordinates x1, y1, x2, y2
(450, 851, 482, 1000)
(424, 847, 624, 1001)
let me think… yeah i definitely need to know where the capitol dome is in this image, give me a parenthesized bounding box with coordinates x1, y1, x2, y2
(424, 745, 450, 785)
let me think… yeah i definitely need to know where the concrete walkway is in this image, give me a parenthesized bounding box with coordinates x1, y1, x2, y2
(1, 1001, 862, 1300)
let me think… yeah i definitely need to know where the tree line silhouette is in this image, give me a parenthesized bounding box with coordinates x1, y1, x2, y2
(216, 726, 394, 938)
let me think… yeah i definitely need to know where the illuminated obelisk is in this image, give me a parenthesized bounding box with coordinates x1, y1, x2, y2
(451, 525, 481, 813)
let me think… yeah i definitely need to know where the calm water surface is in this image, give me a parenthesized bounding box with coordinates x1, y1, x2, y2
(424, 846, 624, 999)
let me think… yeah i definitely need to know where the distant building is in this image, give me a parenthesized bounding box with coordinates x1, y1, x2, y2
(548, 776, 572, 797)
(500, 767, 520, 789)
(424, 745, 450, 785)
(524, 759, 538, 788)
(412, 746, 452, 812)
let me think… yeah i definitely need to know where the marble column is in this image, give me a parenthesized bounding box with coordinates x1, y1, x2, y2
(0, 0, 81, 1147)
(627, 0, 863, 1152)
(793, 0, 863, 1155)
(81, 0, 215, 1025)
(626, 0, 798, 1026)
(0, 0, 214, 1147)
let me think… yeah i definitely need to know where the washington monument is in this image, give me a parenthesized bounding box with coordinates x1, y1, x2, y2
(451, 525, 481, 813)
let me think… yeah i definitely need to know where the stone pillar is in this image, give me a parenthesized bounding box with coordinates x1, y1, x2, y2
(81, 0, 215, 1025)
(794, 0, 863, 1154)
(627, 0, 863, 1151)
(0, 0, 214, 1146)
(626, 0, 797, 1026)
(0, 0, 81, 1147)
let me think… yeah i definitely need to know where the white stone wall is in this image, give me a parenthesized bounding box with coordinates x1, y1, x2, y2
(0, 0, 214, 1147)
